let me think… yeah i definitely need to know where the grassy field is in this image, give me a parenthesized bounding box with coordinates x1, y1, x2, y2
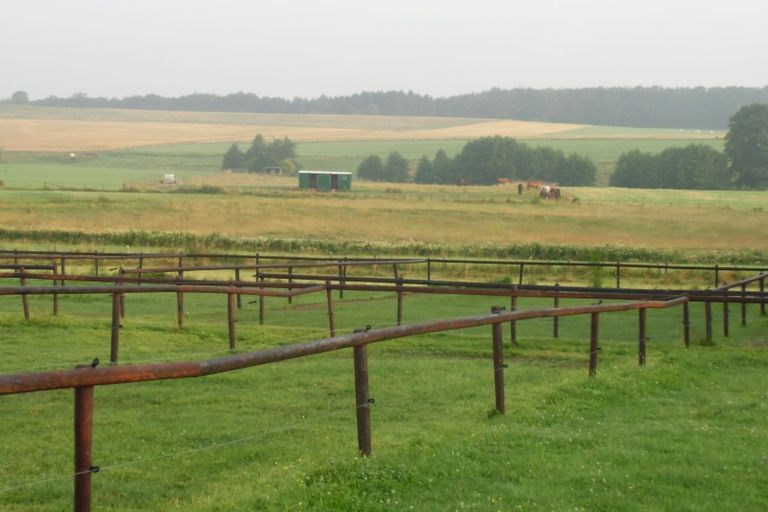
(0, 281, 766, 510)
(0, 182, 764, 257)
(0, 105, 765, 510)
(0, 137, 726, 189)
(0, 105, 727, 187)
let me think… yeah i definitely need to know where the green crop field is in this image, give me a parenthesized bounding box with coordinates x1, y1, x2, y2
(0, 282, 766, 511)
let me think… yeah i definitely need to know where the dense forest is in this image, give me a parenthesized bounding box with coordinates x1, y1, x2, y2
(15, 87, 768, 129)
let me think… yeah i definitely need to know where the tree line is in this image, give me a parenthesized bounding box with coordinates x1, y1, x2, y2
(357, 137, 597, 186)
(10, 86, 768, 129)
(221, 135, 298, 172)
(610, 104, 768, 189)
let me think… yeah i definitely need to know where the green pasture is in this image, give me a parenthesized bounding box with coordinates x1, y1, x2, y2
(0, 278, 766, 510)
(0, 137, 728, 189)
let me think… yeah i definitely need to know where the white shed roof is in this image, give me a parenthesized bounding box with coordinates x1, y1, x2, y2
(298, 170, 352, 176)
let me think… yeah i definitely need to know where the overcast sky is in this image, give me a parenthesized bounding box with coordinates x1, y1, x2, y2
(3, 0, 767, 100)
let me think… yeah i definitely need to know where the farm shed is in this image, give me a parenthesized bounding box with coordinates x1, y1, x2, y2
(298, 170, 352, 191)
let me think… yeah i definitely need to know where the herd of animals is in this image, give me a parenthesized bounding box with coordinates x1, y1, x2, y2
(496, 178, 564, 200)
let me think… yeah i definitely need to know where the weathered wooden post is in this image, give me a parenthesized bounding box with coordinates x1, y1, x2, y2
(491, 306, 505, 415)
(426, 258, 432, 281)
(60, 255, 67, 287)
(227, 293, 236, 350)
(326, 281, 336, 337)
(714, 264, 719, 288)
(338, 262, 345, 299)
(705, 299, 713, 344)
(518, 263, 525, 285)
(19, 267, 29, 320)
(683, 302, 690, 348)
(722, 301, 729, 337)
(589, 312, 600, 377)
(509, 294, 518, 346)
(258, 274, 265, 325)
(553, 283, 560, 338)
(235, 268, 242, 309)
(396, 277, 404, 326)
(52, 260, 59, 315)
(638, 308, 647, 366)
(118, 268, 126, 319)
(741, 284, 747, 327)
(176, 266, 184, 330)
(353, 343, 372, 457)
(74, 384, 95, 512)
(616, 262, 621, 289)
(287, 266, 293, 305)
(760, 276, 766, 316)
(110, 293, 121, 364)
(94, 254, 100, 276)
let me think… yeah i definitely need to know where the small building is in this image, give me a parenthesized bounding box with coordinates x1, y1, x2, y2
(298, 170, 352, 191)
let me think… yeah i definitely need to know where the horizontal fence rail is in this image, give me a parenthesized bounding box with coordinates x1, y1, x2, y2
(0, 296, 688, 395)
(1, 249, 767, 511)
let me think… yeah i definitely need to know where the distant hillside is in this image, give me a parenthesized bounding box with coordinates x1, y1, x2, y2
(17, 86, 768, 129)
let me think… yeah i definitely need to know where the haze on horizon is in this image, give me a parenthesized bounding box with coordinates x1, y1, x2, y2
(3, 0, 767, 101)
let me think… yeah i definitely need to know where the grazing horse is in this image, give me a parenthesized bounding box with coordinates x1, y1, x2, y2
(551, 187, 561, 200)
(539, 185, 551, 199)
(527, 180, 545, 190)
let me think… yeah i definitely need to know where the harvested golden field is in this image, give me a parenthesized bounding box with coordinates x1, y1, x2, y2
(0, 105, 589, 151)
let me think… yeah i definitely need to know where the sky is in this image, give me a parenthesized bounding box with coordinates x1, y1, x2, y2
(3, 0, 767, 100)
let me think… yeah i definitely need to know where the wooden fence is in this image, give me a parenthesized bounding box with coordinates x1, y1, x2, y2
(0, 296, 689, 511)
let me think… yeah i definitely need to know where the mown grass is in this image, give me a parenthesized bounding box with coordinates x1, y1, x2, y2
(0, 281, 766, 510)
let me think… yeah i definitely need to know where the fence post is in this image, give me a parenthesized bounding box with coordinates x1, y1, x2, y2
(118, 268, 126, 319)
(19, 267, 30, 320)
(553, 283, 560, 338)
(509, 295, 518, 346)
(338, 262, 345, 299)
(518, 264, 525, 285)
(176, 265, 184, 331)
(287, 266, 293, 305)
(589, 312, 600, 377)
(326, 281, 335, 337)
(491, 307, 505, 415)
(52, 260, 59, 316)
(396, 278, 404, 326)
(227, 293, 236, 350)
(683, 301, 690, 348)
(353, 344, 372, 457)
(722, 300, 729, 337)
(616, 262, 621, 289)
(741, 284, 747, 327)
(110, 293, 121, 364)
(258, 274, 265, 325)
(235, 268, 242, 309)
(638, 308, 646, 366)
(714, 264, 719, 288)
(760, 276, 766, 316)
(94, 255, 100, 277)
(705, 299, 713, 344)
(74, 384, 95, 512)
(427, 258, 432, 281)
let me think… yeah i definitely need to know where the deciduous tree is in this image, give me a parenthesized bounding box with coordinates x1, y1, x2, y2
(725, 103, 768, 188)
